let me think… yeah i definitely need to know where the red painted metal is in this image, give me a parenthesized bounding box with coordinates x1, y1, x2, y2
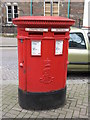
(13, 16, 74, 92)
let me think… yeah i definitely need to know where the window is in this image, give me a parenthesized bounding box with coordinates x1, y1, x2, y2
(6, 3, 18, 23)
(13, 5, 18, 18)
(45, 2, 51, 16)
(53, 2, 58, 16)
(44, 0, 59, 16)
(69, 33, 86, 49)
(7, 5, 12, 23)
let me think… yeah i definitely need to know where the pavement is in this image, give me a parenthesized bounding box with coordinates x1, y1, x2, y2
(0, 37, 17, 47)
(1, 81, 88, 119)
(0, 37, 89, 119)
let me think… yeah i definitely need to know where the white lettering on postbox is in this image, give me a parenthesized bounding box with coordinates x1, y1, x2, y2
(55, 40, 63, 55)
(31, 41, 41, 56)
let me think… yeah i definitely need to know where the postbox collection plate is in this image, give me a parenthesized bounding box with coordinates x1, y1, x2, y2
(31, 41, 41, 56)
(55, 40, 63, 55)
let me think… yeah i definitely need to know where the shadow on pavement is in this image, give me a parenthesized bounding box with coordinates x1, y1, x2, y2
(67, 71, 90, 77)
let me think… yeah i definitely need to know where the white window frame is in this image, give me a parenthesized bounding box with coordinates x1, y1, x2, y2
(6, 3, 18, 24)
(44, 0, 59, 16)
(12, 3, 18, 19)
(6, 3, 12, 23)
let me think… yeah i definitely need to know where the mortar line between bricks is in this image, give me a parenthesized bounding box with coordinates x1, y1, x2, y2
(26, 109, 37, 119)
(86, 107, 88, 116)
(72, 109, 74, 118)
(75, 98, 78, 107)
(64, 111, 67, 118)
(57, 112, 62, 119)
(79, 108, 82, 116)
(71, 111, 73, 118)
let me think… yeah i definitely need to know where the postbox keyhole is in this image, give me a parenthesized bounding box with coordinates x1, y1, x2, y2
(21, 39, 23, 43)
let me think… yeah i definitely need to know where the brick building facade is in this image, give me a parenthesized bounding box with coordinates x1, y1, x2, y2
(1, 0, 84, 34)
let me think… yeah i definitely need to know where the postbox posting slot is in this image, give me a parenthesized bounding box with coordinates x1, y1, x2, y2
(51, 28, 69, 37)
(28, 32, 43, 36)
(54, 32, 65, 36)
(26, 28, 48, 37)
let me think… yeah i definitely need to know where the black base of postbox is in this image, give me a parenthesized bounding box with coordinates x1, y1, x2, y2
(18, 87, 66, 110)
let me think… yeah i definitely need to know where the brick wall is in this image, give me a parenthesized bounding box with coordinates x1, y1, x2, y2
(2, 1, 84, 33)
(18, 2, 30, 16)
(33, 2, 44, 16)
(59, 1, 84, 27)
(59, 2, 68, 18)
(69, 2, 84, 27)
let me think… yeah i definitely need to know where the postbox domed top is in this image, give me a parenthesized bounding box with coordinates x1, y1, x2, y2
(13, 16, 75, 28)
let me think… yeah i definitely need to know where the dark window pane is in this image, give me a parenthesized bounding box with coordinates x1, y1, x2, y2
(69, 33, 86, 49)
(14, 13, 18, 18)
(14, 6, 18, 13)
(14, 9, 17, 13)
(8, 18, 12, 22)
(8, 6, 11, 9)
(8, 13, 12, 18)
(14, 6, 17, 9)
(8, 9, 12, 13)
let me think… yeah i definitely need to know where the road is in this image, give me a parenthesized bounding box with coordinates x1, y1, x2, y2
(0, 47, 89, 84)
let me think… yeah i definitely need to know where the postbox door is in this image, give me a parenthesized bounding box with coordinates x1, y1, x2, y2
(26, 38, 67, 92)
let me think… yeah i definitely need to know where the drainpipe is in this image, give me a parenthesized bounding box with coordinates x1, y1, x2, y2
(44, 0, 45, 16)
(30, 0, 32, 16)
(68, 0, 70, 18)
(51, 0, 53, 16)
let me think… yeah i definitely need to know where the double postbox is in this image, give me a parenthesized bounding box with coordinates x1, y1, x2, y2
(13, 16, 74, 110)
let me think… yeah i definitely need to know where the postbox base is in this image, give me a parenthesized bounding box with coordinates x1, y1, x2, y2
(18, 87, 66, 110)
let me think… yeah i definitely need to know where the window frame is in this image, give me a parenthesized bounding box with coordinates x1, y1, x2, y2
(12, 3, 18, 19)
(69, 32, 87, 50)
(44, 0, 59, 16)
(6, 3, 18, 24)
(6, 3, 12, 24)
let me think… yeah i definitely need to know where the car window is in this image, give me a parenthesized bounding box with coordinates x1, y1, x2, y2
(69, 32, 86, 49)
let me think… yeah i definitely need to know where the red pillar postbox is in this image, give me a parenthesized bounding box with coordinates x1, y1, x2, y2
(13, 16, 74, 110)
